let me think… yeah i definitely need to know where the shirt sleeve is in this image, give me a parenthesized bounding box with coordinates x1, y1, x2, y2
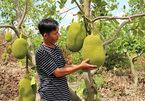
(37, 50, 58, 76)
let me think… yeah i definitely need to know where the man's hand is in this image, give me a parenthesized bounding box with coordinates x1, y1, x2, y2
(79, 58, 97, 70)
(53, 59, 97, 77)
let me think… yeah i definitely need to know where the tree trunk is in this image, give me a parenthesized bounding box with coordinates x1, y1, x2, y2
(69, 88, 82, 101)
(83, 0, 95, 101)
(127, 52, 138, 87)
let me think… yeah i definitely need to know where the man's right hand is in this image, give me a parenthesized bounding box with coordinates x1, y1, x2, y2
(79, 59, 97, 70)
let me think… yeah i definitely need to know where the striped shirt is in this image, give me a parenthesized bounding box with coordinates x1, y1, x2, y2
(35, 43, 71, 101)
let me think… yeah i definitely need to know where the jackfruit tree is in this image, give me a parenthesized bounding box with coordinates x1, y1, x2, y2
(0, 0, 145, 101)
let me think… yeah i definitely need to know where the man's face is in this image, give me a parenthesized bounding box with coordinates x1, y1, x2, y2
(44, 27, 60, 44)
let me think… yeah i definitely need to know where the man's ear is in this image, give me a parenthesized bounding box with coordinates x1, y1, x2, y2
(43, 33, 47, 39)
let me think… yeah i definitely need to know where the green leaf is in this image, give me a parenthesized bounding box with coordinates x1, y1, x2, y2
(31, 66, 36, 71)
(21, 33, 28, 40)
(31, 76, 36, 86)
(113, 19, 119, 25)
(63, 0, 67, 4)
(96, 0, 101, 6)
(101, 1, 107, 6)
(43, 13, 49, 19)
(123, 5, 126, 9)
(59, 4, 64, 9)
(71, 0, 74, 4)
(17, 60, 23, 68)
(133, 29, 137, 36)
(83, 88, 88, 97)
(138, 29, 144, 37)
(84, 16, 92, 23)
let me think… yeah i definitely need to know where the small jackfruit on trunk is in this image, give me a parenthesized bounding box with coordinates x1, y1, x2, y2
(18, 77, 36, 101)
(2, 53, 7, 61)
(6, 45, 12, 54)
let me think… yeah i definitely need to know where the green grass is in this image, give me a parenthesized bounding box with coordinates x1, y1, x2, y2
(134, 64, 145, 71)
(94, 75, 105, 88)
(134, 64, 145, 67)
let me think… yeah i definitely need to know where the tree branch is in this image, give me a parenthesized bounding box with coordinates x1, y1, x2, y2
(102, 20, 130, 46)
(74, 0, 84, 13)
(132, 50, 144, 60)
(59, 6, 77, 15)
(91, 13, 145, 22)
(0, 25, 20, 37)
(15, 0, 21, 22)
(17, 0, 28, 29)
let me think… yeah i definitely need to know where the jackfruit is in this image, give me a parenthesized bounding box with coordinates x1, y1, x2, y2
(2, 53, 6, 61)
(6, 45, 12, 54)
(18, 77, 36, 101)
(12, 38, 27, 59)
(5, 32, 12, 42)
(67, 22, 86, 52)
(81, 35, 105, 67)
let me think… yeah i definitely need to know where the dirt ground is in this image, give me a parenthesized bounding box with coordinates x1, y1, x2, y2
(0, 34, 145, 101)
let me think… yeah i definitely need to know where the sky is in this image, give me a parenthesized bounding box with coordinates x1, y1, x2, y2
(59, 0, 130, 28)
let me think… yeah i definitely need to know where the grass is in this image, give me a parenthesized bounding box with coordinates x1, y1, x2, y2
(134, 64, 145, 71)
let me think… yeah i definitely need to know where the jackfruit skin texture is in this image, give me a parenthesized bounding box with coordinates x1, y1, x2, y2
(67, 22, 86, 52)
(12, 38, 27, 59)
(81, 35, 105, 67)
(18, 77, 36, 101)
(5, 32, 12, 42)
(2, 53, 6, 61)
(6, 45, 12, 54)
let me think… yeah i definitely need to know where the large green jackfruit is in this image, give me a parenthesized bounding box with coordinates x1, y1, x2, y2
(5, 32, 12, 42)
(18, 77, 36, 101)
(12, 38, 27, 59)
(67, 22, 86, 52)
(81, 35, 105, 67)
(6, 45, 12, 54)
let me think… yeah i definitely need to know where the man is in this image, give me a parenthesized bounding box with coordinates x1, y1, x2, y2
(35, 18, 97, 101)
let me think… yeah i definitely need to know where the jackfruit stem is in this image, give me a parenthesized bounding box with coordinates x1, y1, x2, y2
(90, 24, 94, 35)
(25, 54, 29, 77)
(20, 33, 22, 38)
(91, 30, 94, 35)
(77, 14, 80, 23)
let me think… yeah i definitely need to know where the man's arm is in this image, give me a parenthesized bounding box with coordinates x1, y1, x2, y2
(53, 59, 97, 77)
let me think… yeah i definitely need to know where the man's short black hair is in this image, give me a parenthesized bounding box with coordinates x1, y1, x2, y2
(38, 18, 59, 36)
